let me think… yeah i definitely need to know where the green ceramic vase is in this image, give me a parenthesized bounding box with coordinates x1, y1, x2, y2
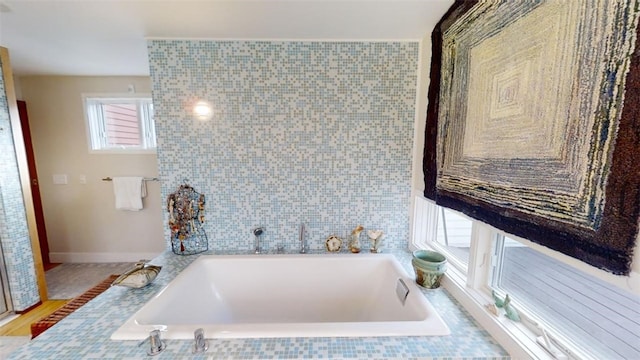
(412, 250, 447, 289)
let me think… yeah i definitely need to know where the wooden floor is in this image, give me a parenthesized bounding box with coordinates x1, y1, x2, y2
(500, 247, 640, 359)
(0, 300, 68, 337)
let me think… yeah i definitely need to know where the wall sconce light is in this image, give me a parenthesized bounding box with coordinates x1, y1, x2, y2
(193, 100, 213, 121)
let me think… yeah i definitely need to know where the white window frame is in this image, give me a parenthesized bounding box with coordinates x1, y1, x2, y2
(411, 195, 640, 360)
(82, 93, 156, 154)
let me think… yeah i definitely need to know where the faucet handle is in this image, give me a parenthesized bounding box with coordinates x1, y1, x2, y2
(138, 329, 166, 356)
(193, 328, 209, 354)
(299, 223, 307, 254)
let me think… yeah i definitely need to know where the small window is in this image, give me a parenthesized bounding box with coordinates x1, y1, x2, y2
(434, 207, 472, 264)
(83, 95, 156, 153)
(491, 234, 640, 359)
(413, 197, 472, 269)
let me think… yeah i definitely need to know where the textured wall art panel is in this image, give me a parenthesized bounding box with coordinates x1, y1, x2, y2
(148, 41, 418, 252)
(0, 53, 40, 310)
(425, 0, 640, 274)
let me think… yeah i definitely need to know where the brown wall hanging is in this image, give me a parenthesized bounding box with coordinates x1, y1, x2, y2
(424, 0, 640, 275)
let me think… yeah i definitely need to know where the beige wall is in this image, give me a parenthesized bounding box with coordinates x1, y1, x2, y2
(17, 76, 165, 262)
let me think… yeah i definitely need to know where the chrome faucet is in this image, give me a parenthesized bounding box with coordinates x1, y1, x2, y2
(138, 329, 165, 356)
(253, 227, 264, 254)
(299, 223, 307, 254)
(193, 328, 209, 354)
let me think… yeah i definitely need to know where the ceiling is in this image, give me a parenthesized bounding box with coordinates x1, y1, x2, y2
(0, 0, 453, 76)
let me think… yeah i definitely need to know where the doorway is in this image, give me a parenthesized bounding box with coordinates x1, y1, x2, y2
(17, 100, 50, 268)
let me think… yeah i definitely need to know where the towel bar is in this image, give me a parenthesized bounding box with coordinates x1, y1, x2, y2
(102, 177, 160, 182)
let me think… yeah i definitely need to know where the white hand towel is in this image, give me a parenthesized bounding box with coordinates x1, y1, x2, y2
(113, 177, 145, 211)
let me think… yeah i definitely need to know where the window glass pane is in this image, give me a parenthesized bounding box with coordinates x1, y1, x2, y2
(142, 102, 157, 148)
(103, 103, 141, 146)
(435, 207, 472, 264)
(84, 96, 156, 152)
(493, 236, 640, 359)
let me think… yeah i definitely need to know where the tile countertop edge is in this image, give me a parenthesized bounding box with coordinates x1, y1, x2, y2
(7, 250, 509, 360)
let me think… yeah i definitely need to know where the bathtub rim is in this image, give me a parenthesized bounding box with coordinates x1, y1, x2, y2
(111, 253, 451, 340)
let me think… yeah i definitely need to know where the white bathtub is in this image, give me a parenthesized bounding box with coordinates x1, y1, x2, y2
(111, 254, 450, 340)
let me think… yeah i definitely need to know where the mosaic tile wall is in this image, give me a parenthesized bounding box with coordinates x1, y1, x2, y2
(148, 40, 419, 253)
(0, 55, 40, 310)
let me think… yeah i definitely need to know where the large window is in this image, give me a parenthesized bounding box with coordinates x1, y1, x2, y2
(492, 235, 640, 359)
(83, 95, 156, 153)
(413, 197, 640, 359)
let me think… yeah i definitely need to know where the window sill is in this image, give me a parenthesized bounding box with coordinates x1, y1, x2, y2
(441, 261, 557, 360)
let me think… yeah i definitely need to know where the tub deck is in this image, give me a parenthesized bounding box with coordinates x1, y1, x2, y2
(7, 250, 508, 359)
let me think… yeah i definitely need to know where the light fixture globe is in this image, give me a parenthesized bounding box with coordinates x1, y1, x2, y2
(193, 100, 213, 120)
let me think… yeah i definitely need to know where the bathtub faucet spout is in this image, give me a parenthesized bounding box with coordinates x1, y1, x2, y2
(253, 227, 265, 254)
(299, 223, 307, 254)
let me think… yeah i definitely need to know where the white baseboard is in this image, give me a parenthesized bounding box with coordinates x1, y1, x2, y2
(0, 314, 20, 328)
(49, 252, 163, 263)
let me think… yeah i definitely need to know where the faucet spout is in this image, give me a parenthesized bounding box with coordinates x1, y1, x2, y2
(299, 223, 307, 254)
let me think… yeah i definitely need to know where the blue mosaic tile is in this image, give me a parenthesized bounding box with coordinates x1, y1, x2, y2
(0, 56, 40, 310)
(7, 250, 508, 359)
(148, 40, 418, 253)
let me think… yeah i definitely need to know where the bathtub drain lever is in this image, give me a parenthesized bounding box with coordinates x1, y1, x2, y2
(193, 328, 209, 354)
(396, 278, 410, 306)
